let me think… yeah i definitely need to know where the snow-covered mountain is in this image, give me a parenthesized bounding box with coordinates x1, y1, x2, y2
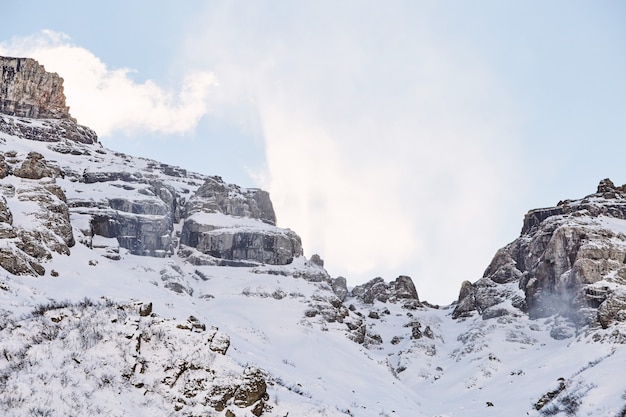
(1, 56, 626, 417)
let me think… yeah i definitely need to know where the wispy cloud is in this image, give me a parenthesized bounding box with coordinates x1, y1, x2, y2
(183, 3, 524, 303)
(0, 30, 217, 137)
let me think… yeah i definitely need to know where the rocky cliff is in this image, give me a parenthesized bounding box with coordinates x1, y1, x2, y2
(0, 57, 97, 144)
(0, 55, 302, 275)
(453, 178, 626, 338)
(1, 57, 72, 120)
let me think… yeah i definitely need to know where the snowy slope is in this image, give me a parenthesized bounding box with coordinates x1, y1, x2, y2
(0, 113, 626, 417)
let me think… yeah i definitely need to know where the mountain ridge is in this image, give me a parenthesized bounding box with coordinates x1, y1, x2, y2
(1, 55, 626, 416)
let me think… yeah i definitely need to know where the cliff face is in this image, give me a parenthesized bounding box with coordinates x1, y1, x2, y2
(454, 178, 626, 336)
(0, 57, 72, 120)
(0, 55, 301, 275)
(0, 57, 97, 144)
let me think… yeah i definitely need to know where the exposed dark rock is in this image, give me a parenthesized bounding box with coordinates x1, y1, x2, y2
(452, 280, 476, 319)
(391, 336, 403, 345)
(233, 366, 267, 408)
(597, 294, 626, 329)
(0, 196, 12, 224)
(0, 154, 11, 178)
(205, 384, 236, 411)
(184, 177, 276, 225)
(0, 57, 71, 119)
(177, 175, 302, 266)
(309, 294, 349, 324)
(331, 276, 348, 302)
(353, 277, 388, 304)
(251, 399, 266, 416)
(82, 170, 143, 184)
(424, 325, 434, 339)
(14, 151, 61, 179)
(454, 178, 626, 327)
(0, 57, 97, 144)
(394, 275, 420, 300)
(88, 212, 173, 257)
(404, 320, 423, 339)
(353, 276, 421, 305)
(0, 246, 45, 275)
(522, 207, 565, 235)
(597, 178, 616, 193)
(0, 179, 74, 276)
(139, 302, 152, 317)
(535, 379, 566, 411)
(349, 322, 366, 344)
(0, 116, 97, 144)
(180, 216, 302, 265)
(310, 253, 324, 267)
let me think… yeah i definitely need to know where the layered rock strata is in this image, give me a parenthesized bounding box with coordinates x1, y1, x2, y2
(179, 177, 303, 265)
(1, 57, 72, 119)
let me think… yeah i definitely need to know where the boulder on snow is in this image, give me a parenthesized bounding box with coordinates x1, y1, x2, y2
(208, 327, 231, 355)
(233, 366, 268, 408)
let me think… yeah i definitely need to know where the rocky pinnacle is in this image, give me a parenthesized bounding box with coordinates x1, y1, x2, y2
(0, 56, 73, 120)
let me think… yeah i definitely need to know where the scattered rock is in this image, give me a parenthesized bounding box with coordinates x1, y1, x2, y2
(208, 327, 230, 355)
(233, 366, 267, 408)
(353, 276, 421, 305)
(139, 302, 153, 317)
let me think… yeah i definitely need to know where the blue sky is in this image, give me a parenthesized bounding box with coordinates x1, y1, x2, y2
(2, 1, 626, 304)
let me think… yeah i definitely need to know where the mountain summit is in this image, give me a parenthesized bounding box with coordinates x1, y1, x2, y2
(1, 56, 626, 416)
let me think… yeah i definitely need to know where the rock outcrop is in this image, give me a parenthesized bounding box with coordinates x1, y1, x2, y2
(179, 176, 303, 266)
(14, 151, 62, 179)
(73, 158, 302, 264)
(0, 56, 97, 144)
(180, 213, 302, 265)
(352, 275, 421, 308)
(1, 57, 72, 119)
(0, 178, 74, 275)
(454, 179, 626, 330)
(184, 176, 276, 225)
(0, 114, 98, 144)
(0, 55, 303, 271)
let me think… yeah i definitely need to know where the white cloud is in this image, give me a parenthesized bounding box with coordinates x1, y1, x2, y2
(0, 30, 217, 137)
